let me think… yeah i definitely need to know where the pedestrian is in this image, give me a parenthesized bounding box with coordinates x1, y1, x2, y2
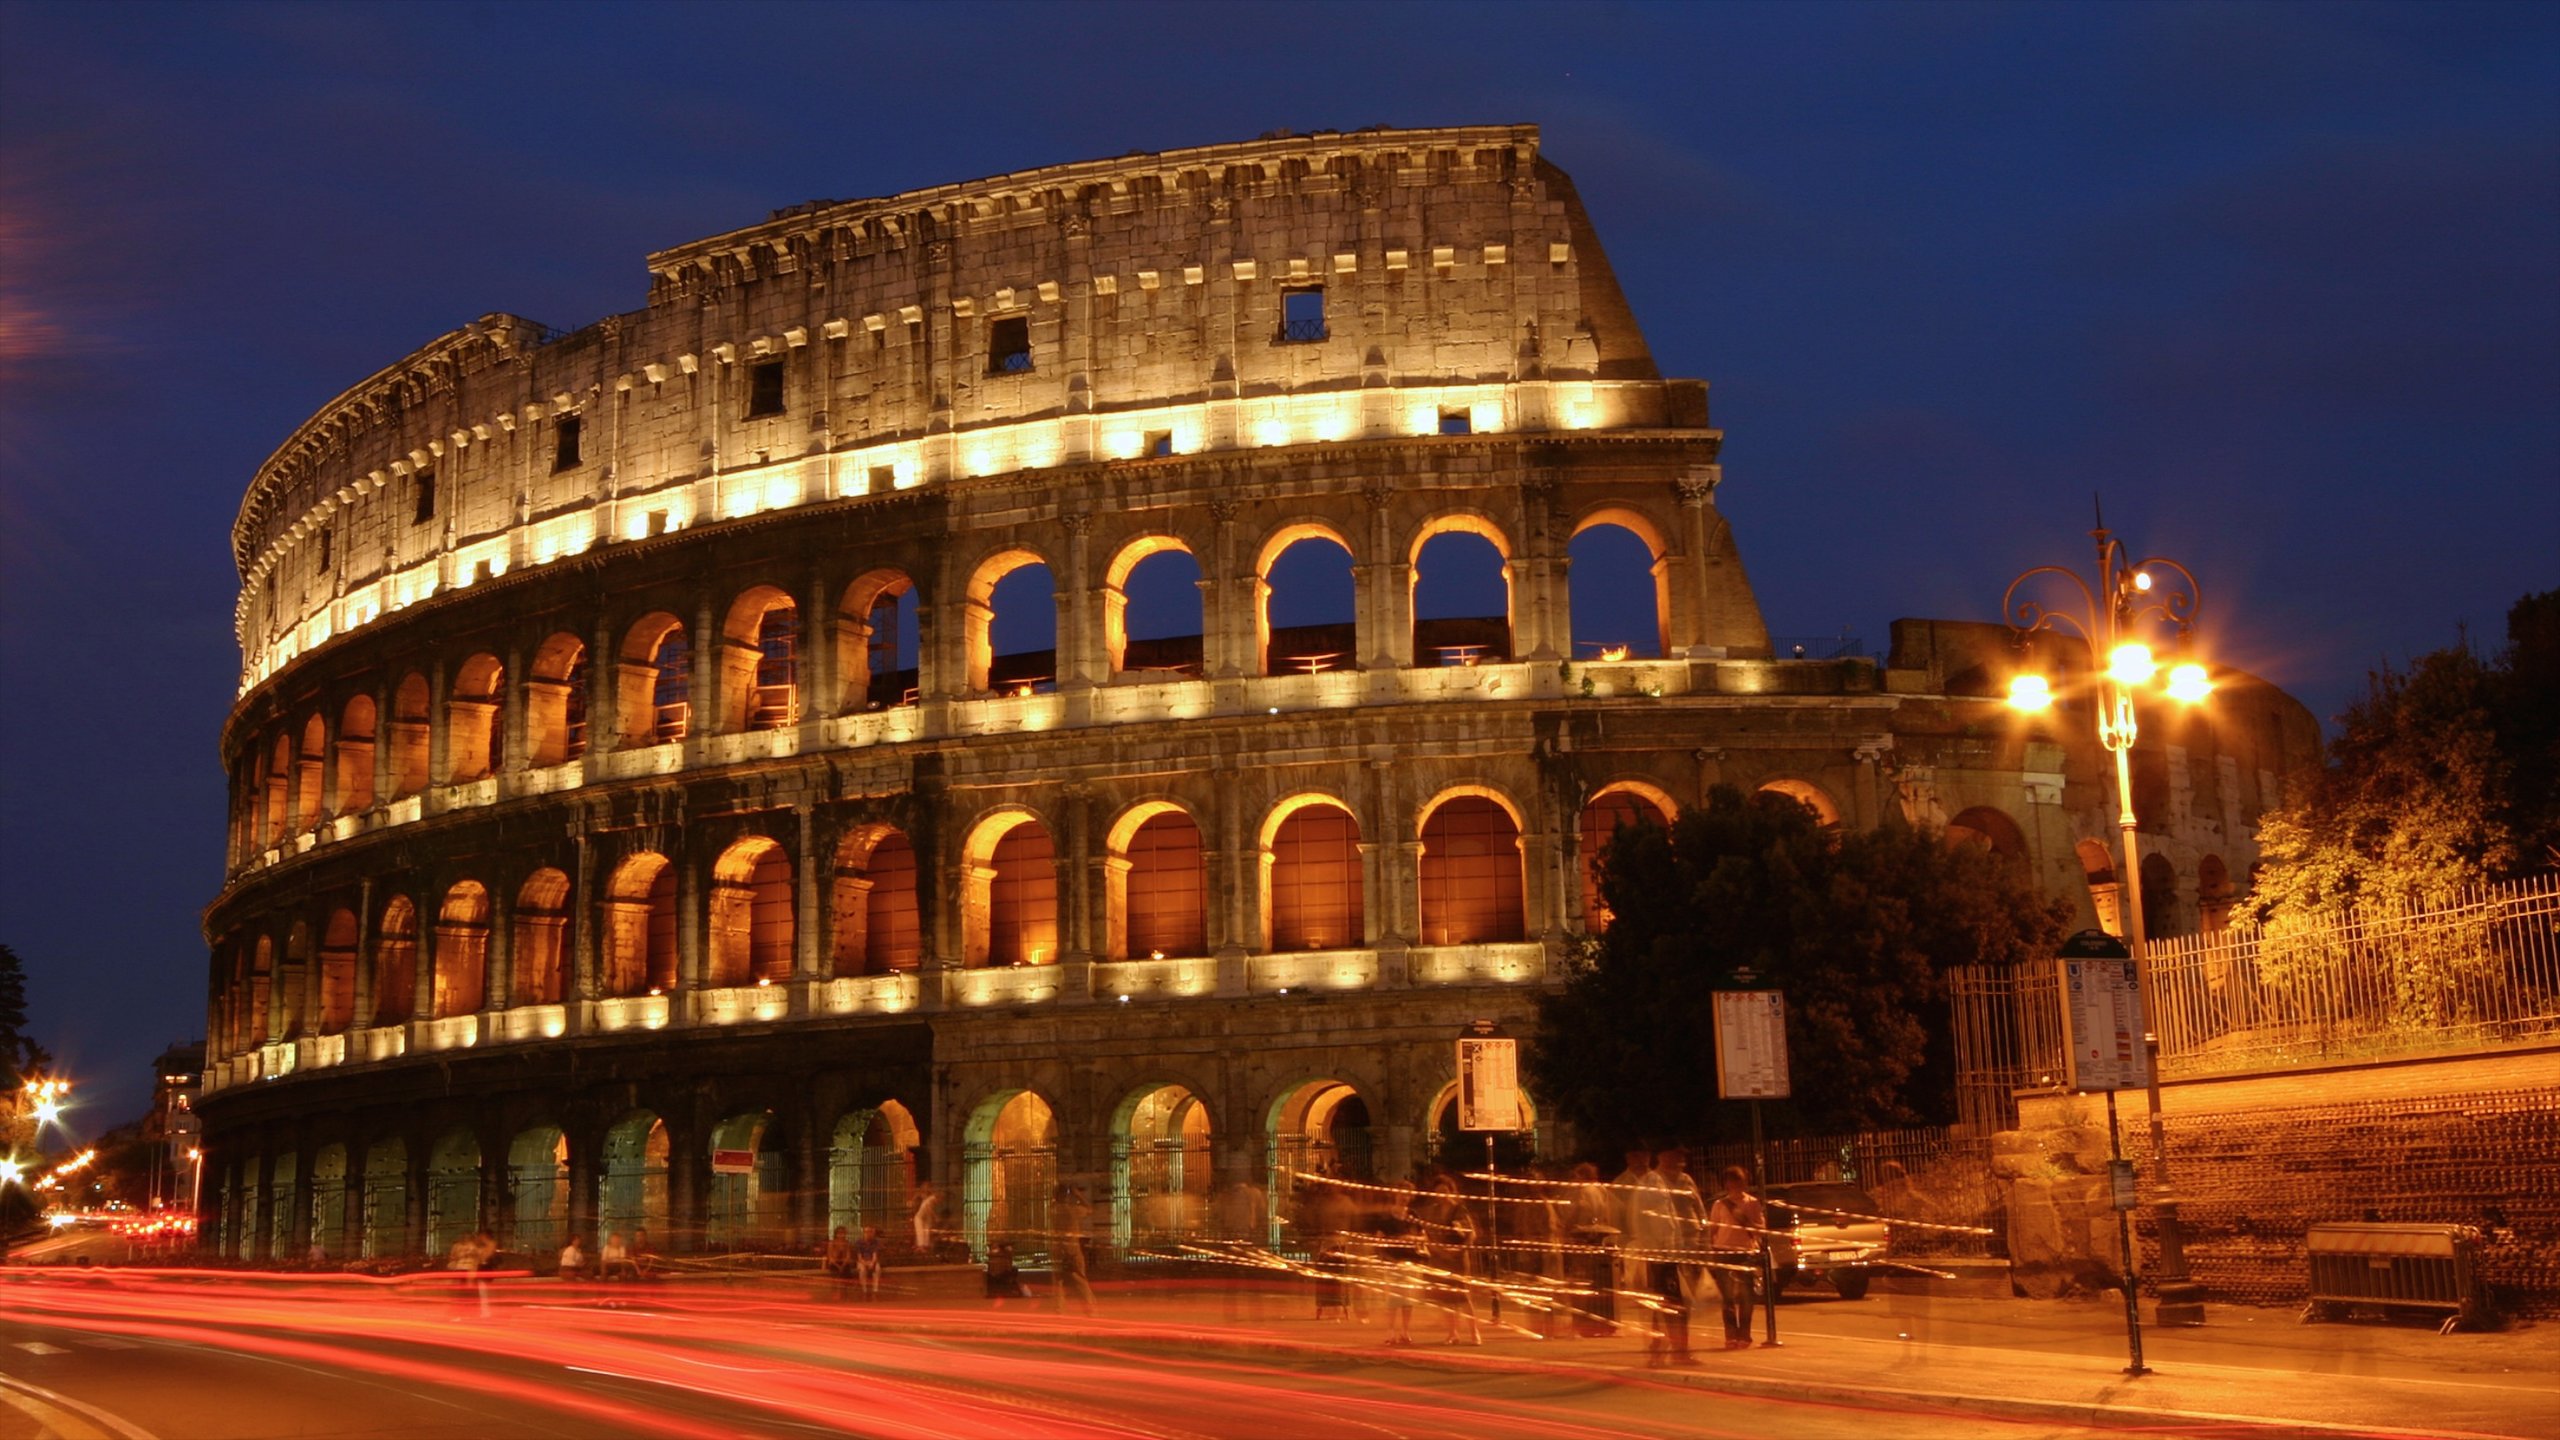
(824, 1225, 855, 1296)
(1633, 1148, 1704, 1366)
(1568, 1161, 1620, 1336)
(1049, 1183, 1098, 1316)
(1370, 1182, 1421, 1348)
(1707, 1164, 1768, 1350)
(1417, 1175, 1481, 1345)
(911, 1182, 944, 1259)
(984, 1239, 1026, 1306)
(854, 1224, 884, 1300)
(558, 1234, 589, 1280)
(1610, 1146, 1652, 1332)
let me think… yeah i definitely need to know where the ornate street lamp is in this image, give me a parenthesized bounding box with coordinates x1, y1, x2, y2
(2001, 513, 2211, 1327)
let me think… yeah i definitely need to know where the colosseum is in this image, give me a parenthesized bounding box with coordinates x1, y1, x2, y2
(202, 124, 2320, 1265)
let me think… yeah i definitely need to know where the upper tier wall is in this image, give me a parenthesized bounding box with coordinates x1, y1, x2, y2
(232, 125, 1689, 696)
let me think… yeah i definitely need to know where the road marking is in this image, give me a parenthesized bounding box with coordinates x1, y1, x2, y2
(0, 1373, 160, 1440)
(79, 1338, 141, 1350)
(13, 1342, 66, 1355)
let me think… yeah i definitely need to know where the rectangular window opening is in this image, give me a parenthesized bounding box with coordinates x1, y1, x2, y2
(1279, 286, 1327, 344)
(317, 529, 332, 574)
(1438, 408, 1473, 436)
(746, 359, 786, 418)
(413, 471, 437, 524)
(868, 465, 897, 495)
(987, 315, 1033, 375)
(1144, 430, 1174, 459)
(552, 415, 582, 472)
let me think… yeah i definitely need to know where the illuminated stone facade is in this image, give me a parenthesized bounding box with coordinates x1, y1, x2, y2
(201, 126, 2318, 1263)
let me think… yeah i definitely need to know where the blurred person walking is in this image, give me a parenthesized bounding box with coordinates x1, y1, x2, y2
(1706, 1164, 1768, 1349)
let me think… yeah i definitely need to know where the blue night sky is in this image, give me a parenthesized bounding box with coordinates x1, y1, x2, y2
(3, 1, 2554, 1128)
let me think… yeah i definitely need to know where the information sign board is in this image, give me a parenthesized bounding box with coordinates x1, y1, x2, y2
(1456, 1022, 1522, 1131)
(2060, 955, 2151, 1092)
(711, 1148, 755, 1175)
(1711, 989, 1791, 1100)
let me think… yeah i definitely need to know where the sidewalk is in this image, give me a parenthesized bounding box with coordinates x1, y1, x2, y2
(820, 1273, 2560, 1440)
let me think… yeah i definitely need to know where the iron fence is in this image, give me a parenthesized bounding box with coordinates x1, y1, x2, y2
(1701, 1123, 2003, 1259)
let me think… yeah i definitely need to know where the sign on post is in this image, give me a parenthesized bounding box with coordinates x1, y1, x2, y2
(2057, 930, 2150, 1093)
(1456, 1020, 1522, 1131)
(1711, 989, 1791, 1100)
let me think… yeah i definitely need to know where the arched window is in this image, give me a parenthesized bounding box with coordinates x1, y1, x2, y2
(244, 937, 274, 1047)
(372, 895, 418, 1026)
(263, 735, 290, 846)
(432, 881, 491, 1017)
(279, 923, 311, 1039)
(603, 853, 677, 997)
(1418, 793, 1525, 945)
(318, 908, 358, 1034)
(525, 633, 587, 767)
(1112, 806, 1207, 959)
(446, 654, 505, 783)
(294, 715, 327, 831)
(968, 552, 1057, 694)
(721, 587, 799, 732)
(965, 814, 1058, 966)
(1568, 514, 1668, 659)
(833, 827, 921, 975)
(618, 613, 691, 746)
(336, 694, 376, 814)
(1257, 526, 1356, 675)
(1579, 785, 1672, 930)
(390, 673, 430, 797)
(1946, 806, 2028, 859)
(1412, 519, 1512, 666)
(708, 837, 794, 986)
(1756, 779, 1842, 827)
(1264, 798, 1364, 951)
(837, 571, 921, 710)
(1106, 540, 1204, 676)
(512, 868, 571, 1005)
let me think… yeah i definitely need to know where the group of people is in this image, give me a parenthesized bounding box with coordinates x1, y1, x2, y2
(822, 1224, 886, 1299)
(553, 1227, 656, 1281)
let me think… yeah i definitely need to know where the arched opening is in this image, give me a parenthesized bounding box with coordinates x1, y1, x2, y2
(432, 881, 491, 1018)
(2078, 838, 2125, 936)
(2198, 854, 2235, 934)
(1262, 797, 1364, 951)
(837, 571, 921, 710)
(525, 633, 588, 767)
(294, 714, 327, 832)
(1257, 526, 1357, 675)
(832, 826, 922, 975)
(263, 735, 290, 846)
(390, 673, 430, 797)
(508, 1127, 568, 1258)
(708, 837, 793, 988)
(227, 1159, 258, 1259)
(1268, 1080, 1372, 1242)
(969, 552, 1057, 694)
(1568, 513, 1670, 659)
(618, 613, 692, 746)
(2141, 852, 2182, 940)
(963, 1091, 1055, 1257)
(1110, 804, 1207, 960)
(278, 921, 312, 1039)
(603, 852, 677, 997)
(446, 653, 505, 783)
(359, 1138, 407, 1260)
(512, 868, 571, 1005)
(828, 1101, 921, 1240)
(372, 895, 417, 1026)
(1428, 1083, 1539, 1170)
(308, 1143, 347, 1260)
(1106, 540, 1205, 676)
(265, 1150, 296, 1261)
(1946, 806, 2028, 859)
(335, 694, 376, 814)
(243, 936, 273, 1047)
(1579, 783, 1674, 930)
(1756, 778, 1843, 827)
(1417, 792, 1526, 945)
(721, 586, 800, 732)
(1412, 519, 1512, 665)
(318, 907, 358, 1033)
(424, 1128, 481, 1256)
(963, 812, 1058, 967)
(1114, 1084, 1212, 1251)
(706, 1111, 789, 1251)
(598, 1112, 669, 1251)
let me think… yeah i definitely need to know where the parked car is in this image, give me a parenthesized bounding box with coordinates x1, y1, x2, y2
(1761, 1182, 1888, 1300)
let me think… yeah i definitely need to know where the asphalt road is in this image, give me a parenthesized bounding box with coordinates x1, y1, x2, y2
(0, 1273, 2126, 1440)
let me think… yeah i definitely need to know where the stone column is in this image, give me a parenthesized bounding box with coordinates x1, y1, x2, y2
(676, 845, 704, 992)
(425, 658, 451, 789)
(499, 641, 529, 776)
(569, 833, 598, 1018)
(1206, 497, 1241, 678)
(351, 877, 376, 1032)
(1060, 511, 1094, 691)
(587, 616, 620, 763)
(795, 807, 824, 983)
(486, 883, 515, 1017)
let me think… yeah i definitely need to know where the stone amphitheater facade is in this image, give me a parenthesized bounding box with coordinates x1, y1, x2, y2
(201, 125, 2321, 1264)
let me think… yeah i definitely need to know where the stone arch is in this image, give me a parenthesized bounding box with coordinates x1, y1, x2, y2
(278, 919, 312, 1039)
(263, 734, 291, 846)
(833, 823, 923, 976)
(512, 867, 571, 1005)
(318, 906, 358, 1033)
(389, 672, 430, 797)
(964, 548, 1057, 694)
(1410, 512, 1514, 665)
(963, 1089, 1056, 1257)
(372, 894, 418, 1026)
(1568, 508, 1671, 659)
(1416, 787, 1527, 946)
(705, 1110, 788, 1250)
(836, 569, 921, 710)
(617, 611, 693, 746)
(1756, 777, 1842, 827)
(360, 1136, 408, 1259)
(707, 835, 795, 988)
(1255, 521, 1358, 676)
(597, 1110, 668, 1250)
(308, 1142, 348, 1260)
(720, 584, 800, 732)
(446, 653, 505, 783)
(1425, 1080, 1539, 1170)
(525, 631, 588, 767)
(293, 713, 327, 832)
(1110, 1080, 1214, 1250)
(1106, 800, 1208, 960)
(335, 693, 376, 814)
(1260, 793, 1365, 952)
(507, 1125, 569, 1257)
(1103, 535, 1204, 675)
(827, 1100, 921, 1239)
(432, 880, 491, 1018)
(1267, 1078, 1374, 1240)
(424, 1127, 481, 1256)
(1579, 781, 1676, 931)
(961, 808, 1058, 967)
(1946, 806, 2028, 859)
(603, 851, 677, 997)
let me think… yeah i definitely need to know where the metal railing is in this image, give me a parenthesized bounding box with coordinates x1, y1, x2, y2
(1700, 1123, 2004, 1260)
(1276, 317, 1329, 344)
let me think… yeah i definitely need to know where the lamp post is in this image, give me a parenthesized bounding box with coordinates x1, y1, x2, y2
(2001, 515, 2211, 1327)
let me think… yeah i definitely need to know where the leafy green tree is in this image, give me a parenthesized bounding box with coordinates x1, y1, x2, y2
(1528, 788, 2069, 1156)
(0, 943, 47, 1094)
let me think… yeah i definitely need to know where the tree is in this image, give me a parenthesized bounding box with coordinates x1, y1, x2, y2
(0, 943, 48, 1095)
(1528, 787, 2069, 1156)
